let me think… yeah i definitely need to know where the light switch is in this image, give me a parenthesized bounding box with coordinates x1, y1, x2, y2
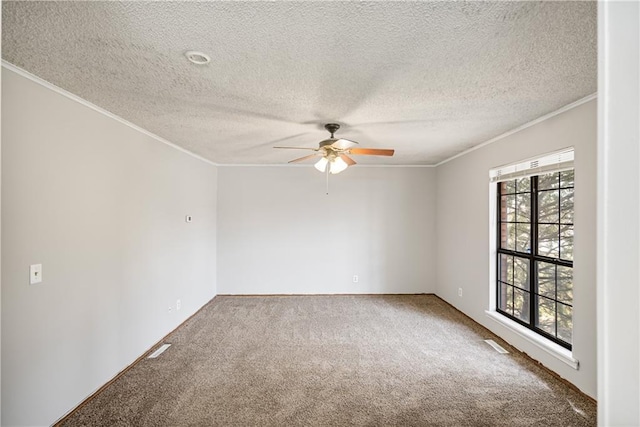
(30, 264, 42, 284)
(185, 215, 193, 223)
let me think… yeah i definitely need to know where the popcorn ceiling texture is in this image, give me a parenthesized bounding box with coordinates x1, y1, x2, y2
(2, 1, 596, 165)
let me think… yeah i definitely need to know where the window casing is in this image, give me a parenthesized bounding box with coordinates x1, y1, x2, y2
(496, 170, 574, 349)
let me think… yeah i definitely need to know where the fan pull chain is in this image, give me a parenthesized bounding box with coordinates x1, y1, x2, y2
(326, 165, 330, 195)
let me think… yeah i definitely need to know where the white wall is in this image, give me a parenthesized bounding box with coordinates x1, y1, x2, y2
(1, 67, 218, 426)
(217, 166, 436, 295)
(435, 100, 597, 398)
(0, 43, 610, 426)
(597, 1, 640, 424)
(1, 19, 4, 424)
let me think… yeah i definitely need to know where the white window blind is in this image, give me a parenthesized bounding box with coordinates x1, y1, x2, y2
(489, 147, 574, 183)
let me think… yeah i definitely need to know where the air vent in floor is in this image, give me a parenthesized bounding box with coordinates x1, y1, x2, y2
(147, 343, 171, 359)
(484, 339, 509, 354)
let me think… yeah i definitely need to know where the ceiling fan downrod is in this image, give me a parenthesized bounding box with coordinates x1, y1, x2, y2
(324, 123, 340, 138)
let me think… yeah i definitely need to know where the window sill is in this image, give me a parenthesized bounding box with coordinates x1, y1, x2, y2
(485, 310, 579, 370)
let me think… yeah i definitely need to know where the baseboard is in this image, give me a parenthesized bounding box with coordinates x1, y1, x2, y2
(54, 292, 594, 425)
(216, 292, 435, 296)
(52, 295, 217, 426)
(433, 295, 597, 406)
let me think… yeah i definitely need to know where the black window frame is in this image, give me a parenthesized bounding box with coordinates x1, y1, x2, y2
(496, 172, 574, 350)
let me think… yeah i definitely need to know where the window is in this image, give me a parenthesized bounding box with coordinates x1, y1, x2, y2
(493, 151, 574, 350)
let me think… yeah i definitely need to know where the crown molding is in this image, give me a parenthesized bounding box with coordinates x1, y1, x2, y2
(435, 93, 598, 167)
(218, 164, 435, 168)
(2, 60, 219, 167)
(3, 60, 596, 170)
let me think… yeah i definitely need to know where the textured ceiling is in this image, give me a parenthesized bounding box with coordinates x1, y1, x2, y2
(2, 1, 596, 165)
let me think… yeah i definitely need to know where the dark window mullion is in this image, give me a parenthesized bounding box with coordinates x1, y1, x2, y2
(557, 175, 562, 260)
(555, 264, 559, 338)
(496, 183, 502, 311)
(496, 175, 573, 350)
(535, 254, 573, 267)
(531, 176, 538, 331)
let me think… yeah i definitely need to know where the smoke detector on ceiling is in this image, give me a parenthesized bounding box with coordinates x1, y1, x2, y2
(185, 51, 210, 65)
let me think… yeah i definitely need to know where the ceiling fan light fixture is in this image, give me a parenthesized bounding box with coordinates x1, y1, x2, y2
(314, 157, 328, 172)
(329, 157, 348, 174)
(275, 122, 394, 178)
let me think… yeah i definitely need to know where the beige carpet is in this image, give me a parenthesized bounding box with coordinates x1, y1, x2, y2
(60, 295, 596, 426)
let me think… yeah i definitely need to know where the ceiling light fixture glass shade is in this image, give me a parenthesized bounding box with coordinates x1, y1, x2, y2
(314, 157, 329, 172)
(330, 157, 348, 174)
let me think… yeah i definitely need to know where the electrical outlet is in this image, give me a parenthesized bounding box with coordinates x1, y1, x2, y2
(176, 299, 181, 311)
(458, 288, 463, 297)
(168, 306, 172, 313)
(30, 264, 43, 284)
(353, 275, 359, 283)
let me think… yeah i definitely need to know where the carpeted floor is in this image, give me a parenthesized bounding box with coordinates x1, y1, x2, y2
(60, 295, 596, 426)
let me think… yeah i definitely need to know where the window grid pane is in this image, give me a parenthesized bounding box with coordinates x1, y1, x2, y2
(497, 174, 573, 349)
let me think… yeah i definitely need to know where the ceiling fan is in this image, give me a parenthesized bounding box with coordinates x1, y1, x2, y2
(274, 123, 395, 174)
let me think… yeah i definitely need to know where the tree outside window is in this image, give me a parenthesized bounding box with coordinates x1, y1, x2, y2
(497, 171, 574, 349)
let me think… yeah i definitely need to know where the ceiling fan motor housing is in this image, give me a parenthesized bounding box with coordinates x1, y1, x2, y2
(319, 138, 339, 148)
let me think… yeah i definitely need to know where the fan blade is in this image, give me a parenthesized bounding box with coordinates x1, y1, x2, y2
(259, 132, 314, 148)
(274, 146, 318, 151)
(340, 154, 357, 166)
(330, 138, 359, 149)
(288, 153, 320, 164)
(349, 148, 395, 156)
